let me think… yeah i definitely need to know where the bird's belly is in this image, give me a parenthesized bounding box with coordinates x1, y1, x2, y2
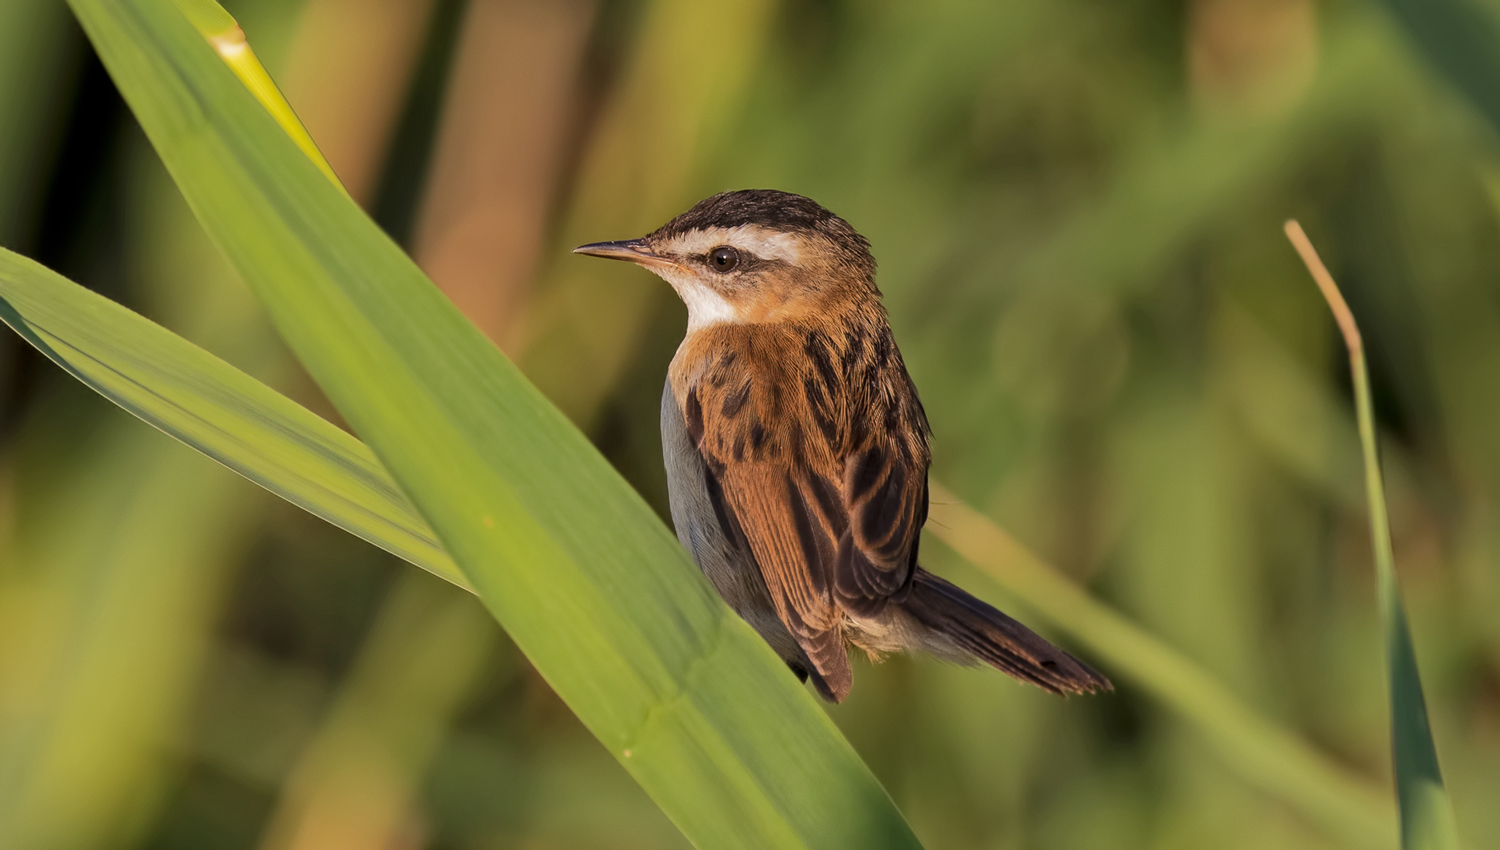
(660, 382, 798, 659)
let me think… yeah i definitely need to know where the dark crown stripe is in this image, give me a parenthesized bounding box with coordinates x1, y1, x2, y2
(650, 189, 876, 278)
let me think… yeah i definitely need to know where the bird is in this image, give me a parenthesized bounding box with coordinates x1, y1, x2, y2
(574, 189, 1110, 702)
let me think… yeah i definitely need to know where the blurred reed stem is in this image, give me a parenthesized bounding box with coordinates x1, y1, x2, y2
(412, 0, 594, 346)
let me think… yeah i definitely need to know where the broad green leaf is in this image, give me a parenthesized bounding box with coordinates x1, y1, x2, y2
(171, 0, 344, 187)
(1286, 222, 1461, 850)
(0, 247, 464, 589)
(62, 1, 921, 848)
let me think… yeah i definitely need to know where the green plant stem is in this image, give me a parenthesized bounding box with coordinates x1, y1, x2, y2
(1285, 219, 1461, 850)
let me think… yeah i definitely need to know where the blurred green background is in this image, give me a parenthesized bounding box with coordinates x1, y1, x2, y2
(2, 0, 1498, 848)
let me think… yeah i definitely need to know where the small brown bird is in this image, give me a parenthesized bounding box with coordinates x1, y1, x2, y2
(576, 190, 1110, 702)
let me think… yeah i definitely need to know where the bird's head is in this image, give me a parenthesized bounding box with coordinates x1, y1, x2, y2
(573, 190, 877, 331)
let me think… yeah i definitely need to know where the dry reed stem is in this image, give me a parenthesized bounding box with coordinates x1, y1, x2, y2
(1284, 219, 1361, 357)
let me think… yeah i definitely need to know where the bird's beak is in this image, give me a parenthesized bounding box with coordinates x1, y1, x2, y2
(572, 238, 678, 270)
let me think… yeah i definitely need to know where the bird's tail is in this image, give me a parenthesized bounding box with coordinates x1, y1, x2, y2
(901, 569, 1111, 695)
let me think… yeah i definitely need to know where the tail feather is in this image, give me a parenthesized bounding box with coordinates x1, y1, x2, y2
(902, 569, 1111, 695)
(797, 629, 853, 703)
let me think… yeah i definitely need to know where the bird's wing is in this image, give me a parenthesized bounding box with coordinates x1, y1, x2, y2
(681, 364, 854, 701)
(714, 461, 854, 701)
(833, 438, 928, 617)
(680, 327, 931, 701)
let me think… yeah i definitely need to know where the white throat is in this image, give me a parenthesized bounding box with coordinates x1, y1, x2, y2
(653, 267, 741, 331)
(680, 283, 739, 331)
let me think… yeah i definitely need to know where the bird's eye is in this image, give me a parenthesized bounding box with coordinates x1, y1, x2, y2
(708, 246, 740, 272)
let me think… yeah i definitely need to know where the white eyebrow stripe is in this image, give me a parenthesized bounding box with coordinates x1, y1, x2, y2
(667, 225, 804, 265)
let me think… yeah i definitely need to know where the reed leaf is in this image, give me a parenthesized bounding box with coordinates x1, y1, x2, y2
(1285, 220, 1461, 850)
(0, 247, 462, 588)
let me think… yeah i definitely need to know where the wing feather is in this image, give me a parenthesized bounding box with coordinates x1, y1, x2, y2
(716, 462, 852, 700)
(833, 441, 927, 616)
(677, 322, 930, 700)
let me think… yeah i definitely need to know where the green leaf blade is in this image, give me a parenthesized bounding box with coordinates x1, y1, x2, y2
(1386, 596, 1461, 850)
(0, 247, 462, 588)
(1286, 221, 1463, 850)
